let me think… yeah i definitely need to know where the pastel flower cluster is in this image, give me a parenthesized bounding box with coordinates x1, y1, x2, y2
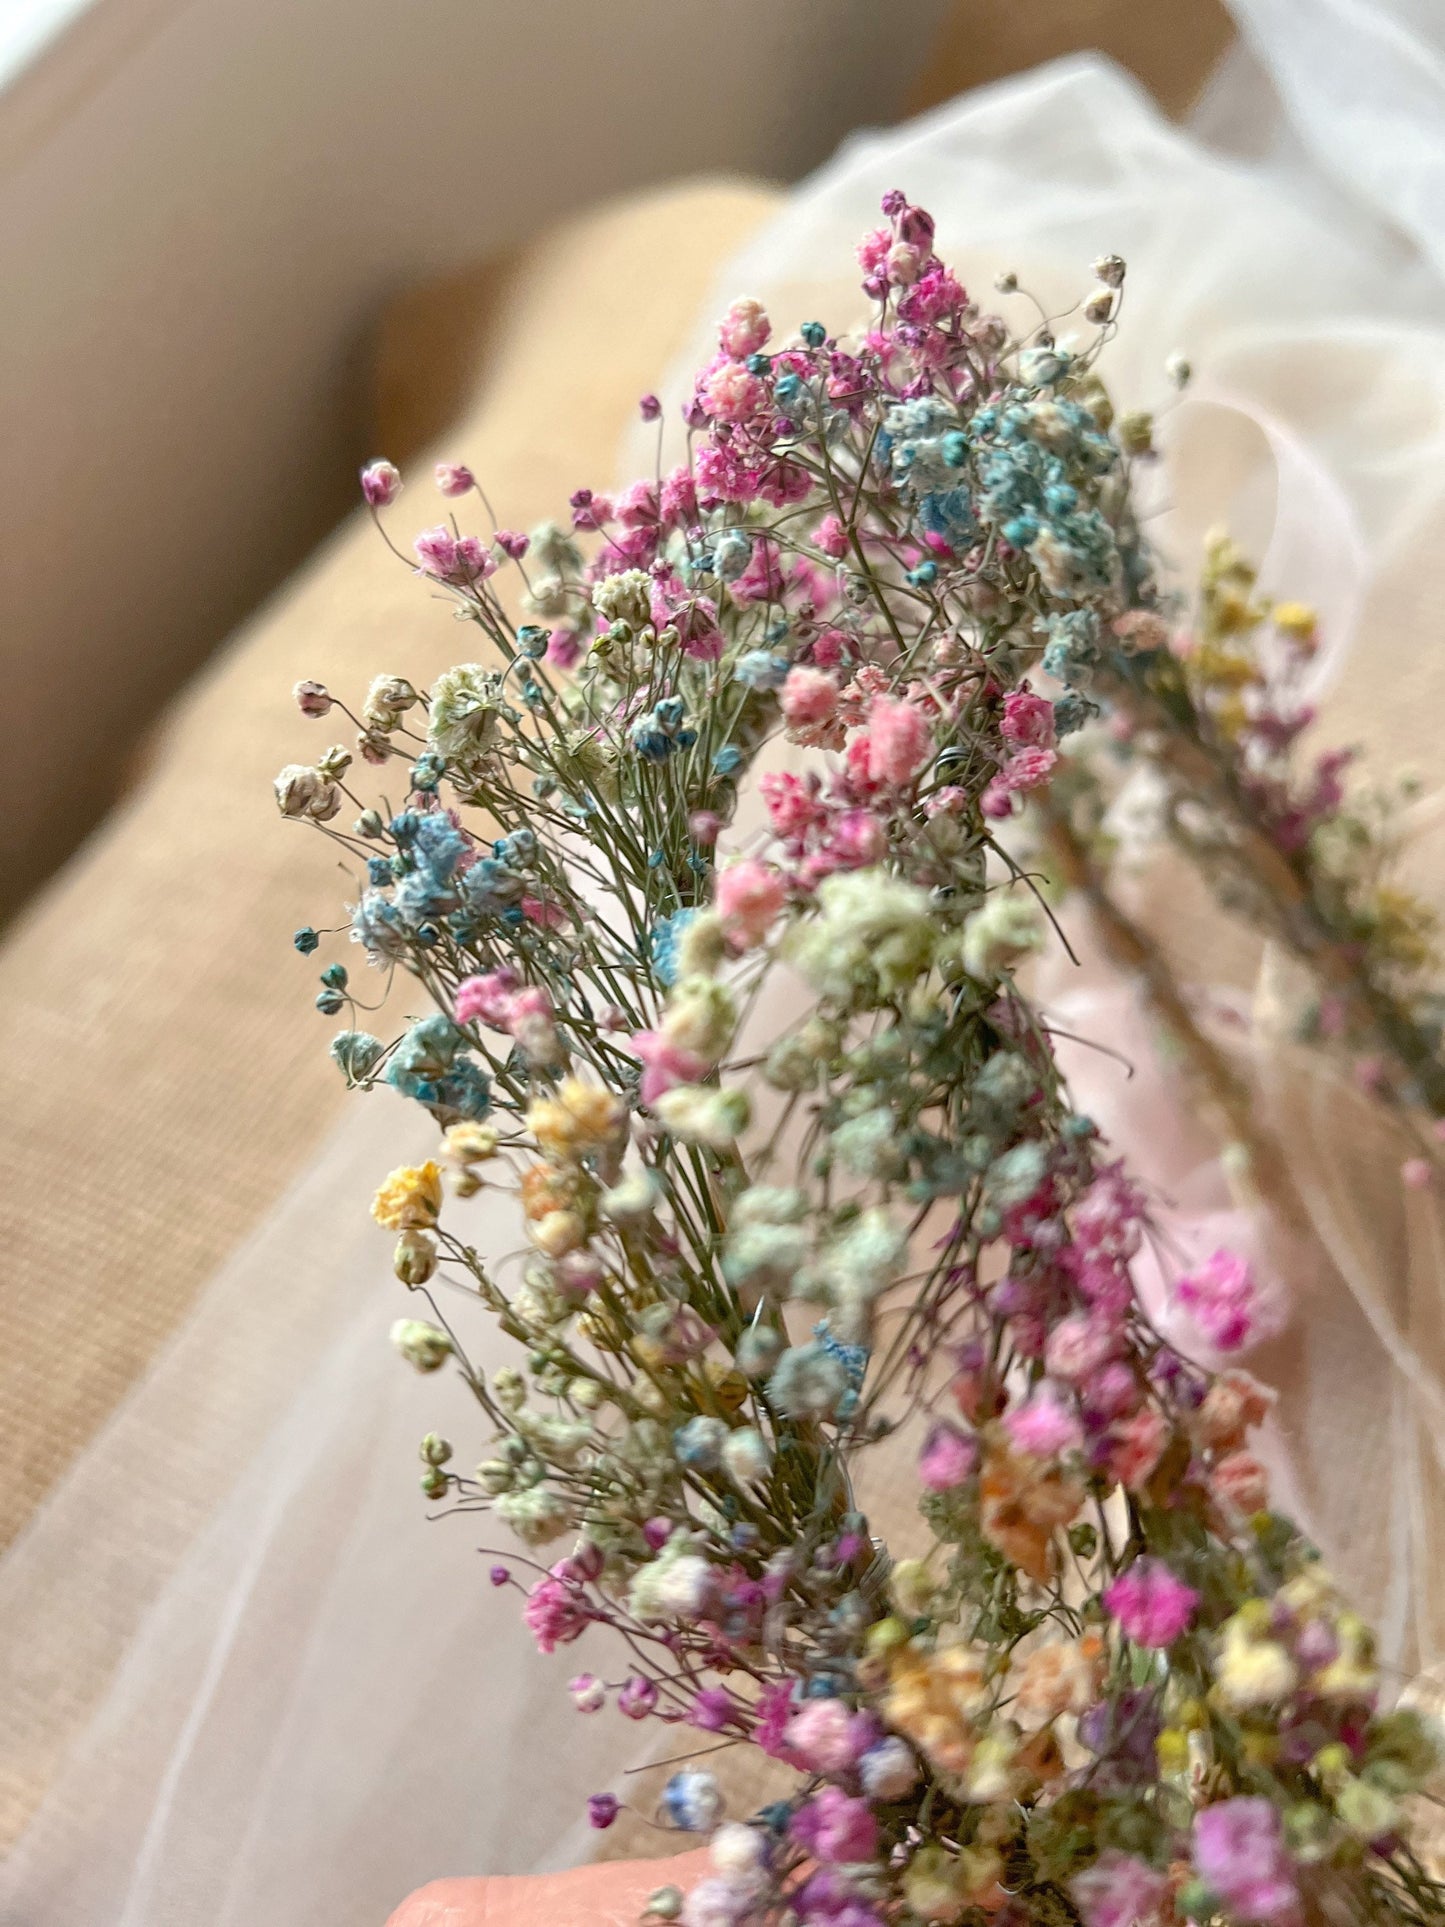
(278, 199, 1444, 1927)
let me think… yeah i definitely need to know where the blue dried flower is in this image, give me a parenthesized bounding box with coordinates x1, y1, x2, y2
(651, 908, 696, 988)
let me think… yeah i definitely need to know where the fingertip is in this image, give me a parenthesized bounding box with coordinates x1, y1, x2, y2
(385, 1875, 493, 1926)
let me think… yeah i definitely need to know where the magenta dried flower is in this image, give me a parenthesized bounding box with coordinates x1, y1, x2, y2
(1104, 1558, 1199, 1648)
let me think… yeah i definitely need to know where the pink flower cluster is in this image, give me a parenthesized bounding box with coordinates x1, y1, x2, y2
(1103, 1557, 1199, 1648)
(1176, 1247, 1280, 1355)
(982, 686, 1058, 818)
(455, 967, 559, 1062)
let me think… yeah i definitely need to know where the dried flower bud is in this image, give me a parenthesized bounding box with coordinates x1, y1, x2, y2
(274, 763, 323, 817)
(1084, 290, 1114, 324)
(1093, 253, 1126, 288)
(1166, 351, 1192, 388)
(722, 1426, 770, 1484)
(316, 744, 352, 781)
(653, 1084, 750, 1149)
(389, 1318, 451, 1372)
(994, 270, 1018, 294)
(601, 1172, 660, 1221)
(734, 1325, 784, 1378)
(274, 765, 341, 821)
(293, 679, 332, 717)
(1119, 410, 1154, 457)
(419, 1432, 452, 1466)
(394, 1229, 437, 1285)
(364, 674, 419, 723)
(435, 462, 475, 497)
(360, 458, 401, 507)
(443, 1120, 500, 1165)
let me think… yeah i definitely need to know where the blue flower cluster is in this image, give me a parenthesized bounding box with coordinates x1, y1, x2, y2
(631, 696, 696, 764)
(650, 907, 697, 987)
(385, 1013, 491, 1119)
(352, 812, 540, 957)
(330, 1029, 384, 1084)
(878, 398, 977, 553)
(1040, 607, 1104, 690)
(972, 388, 1119, 593)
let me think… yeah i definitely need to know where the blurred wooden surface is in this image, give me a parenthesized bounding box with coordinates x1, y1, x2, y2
(911, 0, 1234, 120)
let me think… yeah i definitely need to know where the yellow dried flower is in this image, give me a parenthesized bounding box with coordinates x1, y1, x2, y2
(1271, 600, 1317, 640)
(371, 1160, 443, 1230)
(526, 1079, 627, 1161)
(443, 1120, 500, 1165)
(883, 1639, 992, 1779)
(1010, 1629, 1105, 1726)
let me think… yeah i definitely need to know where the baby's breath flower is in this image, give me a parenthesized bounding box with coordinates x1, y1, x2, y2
(653, 1084, 750, 1148)
(371, 1160, 443, 1230)
(526, 1079, 627, 1161)
(389, 1318, 451, 1372)
(275, 196, 1441, 1927)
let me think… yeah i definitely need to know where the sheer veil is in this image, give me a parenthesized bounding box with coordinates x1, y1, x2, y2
(5, 6, 1445, 1919)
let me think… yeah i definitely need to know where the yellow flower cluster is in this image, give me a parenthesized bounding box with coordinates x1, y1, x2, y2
(370, 1160, 443, 1230)
(525, 1078, 627, 1163)
(881, 1636, 992, 1778)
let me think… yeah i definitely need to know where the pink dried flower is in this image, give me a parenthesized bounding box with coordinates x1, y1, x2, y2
(781, 666, 840, 734)
(1045, 1311, 1117, 1385)
(918, 1423, 978, 1491)
(1072, 1851, 1171, 1927)
(639, 392, 661, 421)
(631, 1030, 708, 1106)
(1001, 687, 1057, 751)
(785, 1697, 869, 1774)
(790, 1786, 877, 1865)
(856, 227, 891, 276)
(701, 361, 767, 424)
(863, 697, 933, 789)
(760, 771, 826, 841)
(455, 968, 521, 1029)
(1107, 1408, 1170, 1492)
(716, 860, 785, 948)
(360, 458, 401, 507)
(689, 1688, 737, 1732)
(569, 1672, 605, 1712)
(293, 679, 332, 717)
(413, 525, 459, 579)
(495, 529, 530, 559)
(718, 297, 770, 359)
(1193, 1798, 1300, 1927)
(1176, 1249, 1280, 1354)
(827, 809, 888, 869)
(1004, 1383, 1081, 1460)
(546, 628, 582, 670)
(754, 1680, 801, 1762)
(618, 1675, 658, 1720)
(813, 513, 850, 560)
(659, 464, 699, 527)
(727, 539, 785, 608)
(1103, 1557, 1198, 1648)
(434, 462, 475, 497)
(1210, 1449, 1270, 1517)
(523, 1574, 592, 1654)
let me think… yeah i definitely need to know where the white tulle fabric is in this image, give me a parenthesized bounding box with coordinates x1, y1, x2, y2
(6, 7, 1445, 1920)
